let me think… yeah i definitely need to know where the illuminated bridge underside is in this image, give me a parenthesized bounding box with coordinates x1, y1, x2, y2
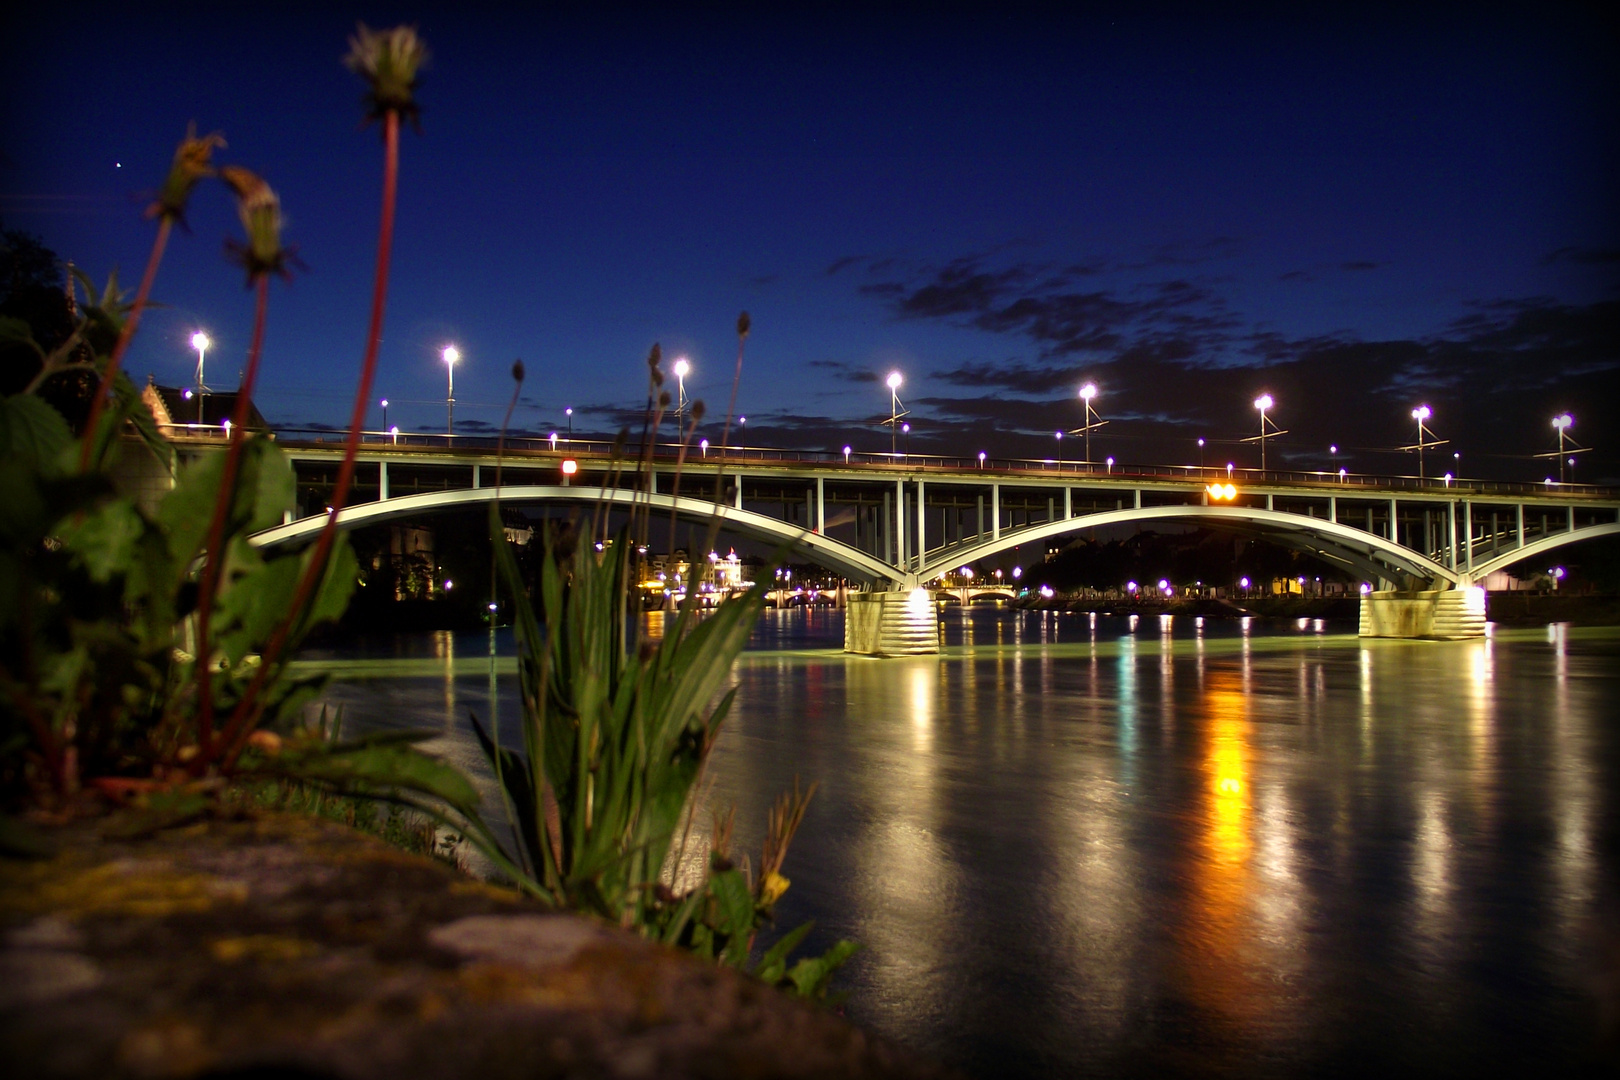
(917, 506, 1459, 588)
(1467, 522, 1620, 581)
(248, 485, 901, 585)
(250, 487, 1512, 590)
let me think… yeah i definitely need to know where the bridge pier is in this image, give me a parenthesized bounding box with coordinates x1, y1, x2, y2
(844, 586, 939, 656)
(1359, 586, 1485, 640)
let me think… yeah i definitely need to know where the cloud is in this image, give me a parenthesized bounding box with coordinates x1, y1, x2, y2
(833, 248, 1619, 475)
(1541, 246, 1620, 266)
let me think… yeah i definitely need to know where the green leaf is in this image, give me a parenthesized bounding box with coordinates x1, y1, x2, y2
(0, 317, 42, 357)
(708, 868, 757, 968)
(1, 394, 74, 472)
(273, 739, 483, 816)
(56, 498, 145, 583)
(785, 939, 861, 1001)
(754, 920, 814, 985)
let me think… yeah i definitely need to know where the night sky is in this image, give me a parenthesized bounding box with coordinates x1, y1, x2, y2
(5, 4, 1617, 481)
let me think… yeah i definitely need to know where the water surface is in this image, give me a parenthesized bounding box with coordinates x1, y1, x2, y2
(302, 610, 1620, 1078)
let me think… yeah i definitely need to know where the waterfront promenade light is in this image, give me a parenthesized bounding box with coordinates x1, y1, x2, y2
(442, 345, 460, 435)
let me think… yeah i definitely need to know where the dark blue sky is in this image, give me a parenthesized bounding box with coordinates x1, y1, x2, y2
(5, 4, 1616, 479)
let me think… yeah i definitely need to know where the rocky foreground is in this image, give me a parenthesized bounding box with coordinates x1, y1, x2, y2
(1, 812, 952, 1080)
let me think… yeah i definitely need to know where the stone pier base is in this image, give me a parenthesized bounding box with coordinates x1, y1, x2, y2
(844, 589, 939, 656)
(1359, 586, 1486, 639)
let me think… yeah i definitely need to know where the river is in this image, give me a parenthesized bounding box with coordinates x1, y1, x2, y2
(299, 609, 1620, 1078)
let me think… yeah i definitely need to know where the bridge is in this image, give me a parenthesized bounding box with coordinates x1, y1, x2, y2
(188, 430, 1619, 653)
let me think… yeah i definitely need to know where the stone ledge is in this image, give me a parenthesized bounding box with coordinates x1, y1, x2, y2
(0, 812, 953, 1080)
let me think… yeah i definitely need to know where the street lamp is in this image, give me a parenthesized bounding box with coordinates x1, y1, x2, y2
(380, 398, 388, 431)
(901, 421, 910, 457)
(1250, 393, 1284, 472)
(1406, 404, 1448, 479)
(673, 358, 691, 419)
(737, 416, 746, 451)
(565, 406, 573, 442)
(884, 371, 907, 456)
(1197, 437, 1205, 474)
(1055, 430, 1063, 467)
(442, 345, 460, 435)
(1553, 414, 1573, 482)
(978, 450, 986, 468)
(1074, 382, 1104, 470)
(191, 331, 210, 424)
(843, 444, 852, 464)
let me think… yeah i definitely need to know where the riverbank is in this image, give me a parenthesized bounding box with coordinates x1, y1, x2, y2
(0, 812, 951, 1080)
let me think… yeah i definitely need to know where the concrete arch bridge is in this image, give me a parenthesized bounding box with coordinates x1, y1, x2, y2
(233, 438, 1620, 653)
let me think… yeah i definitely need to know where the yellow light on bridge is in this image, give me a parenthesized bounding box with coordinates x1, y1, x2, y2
(1206, 483, 1238, 501)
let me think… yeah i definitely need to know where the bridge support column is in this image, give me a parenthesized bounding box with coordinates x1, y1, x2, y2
(895, 479, 905, 568)
(472, 464, 480, 489)
(916, 478, 926, 571)
(1517, 504, 1525, 548)
(379, 460, 389, 501)
(844, 586, 939, 656)
(816, 477, 825, 534)
(1064, 487, 1071, 518)
(1390, 498, 1399, 542)
(1359, 586, 1485, 640)
(992, 484, 1000, 541)
(1464, 501, 1473, 573)
(1447, 500, 1457, 570)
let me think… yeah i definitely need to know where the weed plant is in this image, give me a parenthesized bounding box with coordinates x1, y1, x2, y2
(0, 22, 853, 999)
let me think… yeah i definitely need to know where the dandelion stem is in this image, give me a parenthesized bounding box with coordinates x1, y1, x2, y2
(192, 274, 270, 758)
(79, 217, 172, 469)
(212, 109, 401, 770)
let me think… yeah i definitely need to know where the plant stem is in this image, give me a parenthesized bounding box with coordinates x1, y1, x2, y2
(80, 216, 172, 470)
(192, 274, 270, 756)
(212, 108, 401, 770)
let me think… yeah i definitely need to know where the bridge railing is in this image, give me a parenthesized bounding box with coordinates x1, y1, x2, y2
(179, 426, 1618, 501)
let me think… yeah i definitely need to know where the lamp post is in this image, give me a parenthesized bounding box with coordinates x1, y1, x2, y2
(884, 371, 907, 456)
(901, 421, 910, 458)
(1055, 430, 1063, 467)
(380, 398, 388, 432)
(736, 416, 746, 451)
(1411, 404, 1433, 478)
(565, 406, 573, 442)
(1197, 436, 1205, 474)
(1254, 393, 1274, 472)
(673, 358, 691, 419)
(442, 345, 460, 435)
(1075, 382, 1102, 470)
(1553, 414, 1572, 482)
(191, 331, 210, 425)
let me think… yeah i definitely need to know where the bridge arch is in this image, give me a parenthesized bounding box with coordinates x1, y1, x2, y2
(918, 505, 1460, 588)
(249, 485, 907, 586)
(1467, 522, 1620, 582)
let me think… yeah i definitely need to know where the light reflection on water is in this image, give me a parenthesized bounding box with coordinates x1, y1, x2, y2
(304, 609, 1620, 1078)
